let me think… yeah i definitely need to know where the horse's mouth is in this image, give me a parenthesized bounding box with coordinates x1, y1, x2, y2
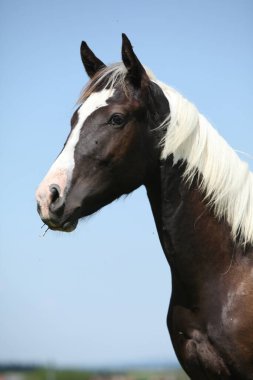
(44, 218, 78, 233)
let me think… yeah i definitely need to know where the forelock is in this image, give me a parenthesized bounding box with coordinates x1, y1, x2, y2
(77, 63, 127, 104)
(77, 63, 156, 105)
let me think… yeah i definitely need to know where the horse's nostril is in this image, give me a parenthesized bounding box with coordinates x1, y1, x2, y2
(49, 185, 65, 218)
(50, 186, 60, 204)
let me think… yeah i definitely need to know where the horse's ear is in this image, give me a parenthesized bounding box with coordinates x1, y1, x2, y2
(80, 41, 106, 79)
(121, 33, 149, 87)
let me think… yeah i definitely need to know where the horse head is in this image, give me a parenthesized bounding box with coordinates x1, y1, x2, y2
(36, 34, 169, 232)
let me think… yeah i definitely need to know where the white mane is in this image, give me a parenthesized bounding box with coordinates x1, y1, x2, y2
(81, 63, 253, 246)
(157, 80, 253, 247)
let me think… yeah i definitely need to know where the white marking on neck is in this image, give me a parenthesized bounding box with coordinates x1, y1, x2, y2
(36, 88, 114, 219)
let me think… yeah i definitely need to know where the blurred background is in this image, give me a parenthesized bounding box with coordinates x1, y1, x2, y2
(0, 0, 252, 379)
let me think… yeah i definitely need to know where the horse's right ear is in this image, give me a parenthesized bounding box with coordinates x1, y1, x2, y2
(80, 41, 106, 79)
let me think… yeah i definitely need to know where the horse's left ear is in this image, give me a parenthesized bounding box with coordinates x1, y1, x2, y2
(121, 33, 149, 87)
(80, 41, 106, 79)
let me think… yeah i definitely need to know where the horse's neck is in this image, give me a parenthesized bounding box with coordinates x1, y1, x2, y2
(146, 157, 237, 292)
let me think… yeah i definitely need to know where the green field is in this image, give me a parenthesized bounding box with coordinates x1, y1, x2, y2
(0, 368, 189, 380)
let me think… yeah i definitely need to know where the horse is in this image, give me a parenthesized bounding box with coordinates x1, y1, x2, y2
(36, 34, 253, 379)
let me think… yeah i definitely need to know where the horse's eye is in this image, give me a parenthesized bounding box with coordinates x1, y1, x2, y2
(108, 113, 125, 127)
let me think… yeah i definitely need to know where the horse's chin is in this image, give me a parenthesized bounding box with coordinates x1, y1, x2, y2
(62, 219, 78, 232)
(48, 219, 78, 233)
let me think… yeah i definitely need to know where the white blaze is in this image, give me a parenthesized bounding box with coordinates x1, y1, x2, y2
(36, 89, 113, 219)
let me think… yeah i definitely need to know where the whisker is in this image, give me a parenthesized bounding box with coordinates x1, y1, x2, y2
(43, 227, 49, 237)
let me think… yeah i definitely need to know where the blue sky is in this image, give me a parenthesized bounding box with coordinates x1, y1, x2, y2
(0, 0, 253, 369)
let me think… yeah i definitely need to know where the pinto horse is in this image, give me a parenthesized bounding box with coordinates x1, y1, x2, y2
(36, 34, 253, 379)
